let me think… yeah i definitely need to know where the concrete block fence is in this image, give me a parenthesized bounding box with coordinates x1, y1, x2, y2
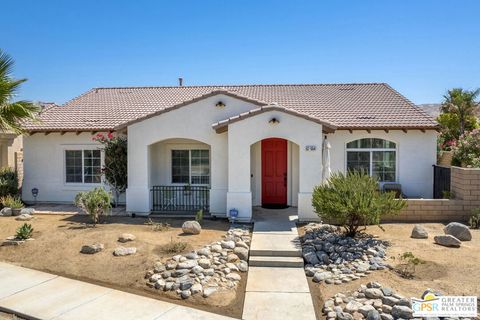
(384, 166, 480, 223)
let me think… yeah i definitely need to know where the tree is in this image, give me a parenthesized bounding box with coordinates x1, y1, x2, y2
(74, 188, 112, 226)
(312, 171, 407, 237)
(0, 49, 40, 133)
(93, 133, 127, 206)
(441, 88, 480, 136)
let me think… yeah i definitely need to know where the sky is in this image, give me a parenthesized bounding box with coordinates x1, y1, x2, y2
(2, 0, 480, 105)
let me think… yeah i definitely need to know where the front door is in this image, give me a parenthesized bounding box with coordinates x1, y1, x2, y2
(261, 138, 287, 207)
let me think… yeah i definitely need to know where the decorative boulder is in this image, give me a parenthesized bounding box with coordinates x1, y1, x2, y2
(118, 233, 136, 243)
(81, 243, 104, 254)
(182, 221, 201, 235)
(113, 246, 137, 256)
(434, 235, 461, 247)
(0, 207, 11, 216)
(20, 208, 35, 215)
(15, 214, 34, 221)
(410, 225, 428, 239)
(444, 222, 472, 241)
(233, 247, 249, 260)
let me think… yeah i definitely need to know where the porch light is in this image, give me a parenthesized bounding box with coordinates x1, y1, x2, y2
(215, 101, 226, 108)
(269, 117, 280, 124)
(31, 188, 39, 204)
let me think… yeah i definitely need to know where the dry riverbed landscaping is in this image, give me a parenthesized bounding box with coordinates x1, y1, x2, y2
(0, 214, 250, 318)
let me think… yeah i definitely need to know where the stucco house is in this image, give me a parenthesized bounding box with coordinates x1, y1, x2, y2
(22, 83, 438, 221)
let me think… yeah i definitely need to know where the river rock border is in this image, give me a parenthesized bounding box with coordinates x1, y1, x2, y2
(145, 227, 250, 299)
(301, 223, 390, 285)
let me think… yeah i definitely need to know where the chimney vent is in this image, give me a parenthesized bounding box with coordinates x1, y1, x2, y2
(178, 77, 183, 86)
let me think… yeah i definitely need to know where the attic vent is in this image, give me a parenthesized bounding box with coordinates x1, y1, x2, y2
(356, 116, 376, 120)
(118, 90, 133, 94)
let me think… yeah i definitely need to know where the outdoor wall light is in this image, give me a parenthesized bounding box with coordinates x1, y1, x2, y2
(31, 188, 39, 204)
(269, 117, 280, 124)
(215, 101, 226, 108)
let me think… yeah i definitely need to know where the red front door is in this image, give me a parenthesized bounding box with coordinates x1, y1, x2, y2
(261, 138, 287, 206)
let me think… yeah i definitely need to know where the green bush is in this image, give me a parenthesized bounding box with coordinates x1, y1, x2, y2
(16, 223, 33, 240)
(453, 129, 480, 167)
(0, 167, 18, 198)
(74, 188, 112, 226)
(312, 171, 407, 237)
(161, 237, 188, 253)
(195, 209, 204, 223)
(1, 195, 23, 209)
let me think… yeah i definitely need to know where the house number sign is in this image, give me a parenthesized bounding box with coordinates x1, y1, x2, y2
(305, 145, 317, 151)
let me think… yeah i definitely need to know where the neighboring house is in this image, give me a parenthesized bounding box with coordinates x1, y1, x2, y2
(22, 83, 438, 221)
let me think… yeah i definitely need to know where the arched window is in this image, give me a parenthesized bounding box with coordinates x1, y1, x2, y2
(346, 138, 396, 182)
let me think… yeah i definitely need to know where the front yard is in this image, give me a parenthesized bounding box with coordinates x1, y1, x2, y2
(0, 214, 248, 319)
(301, 223, 480, 319)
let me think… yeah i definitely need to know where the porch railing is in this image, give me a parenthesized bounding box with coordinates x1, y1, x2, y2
(151, 185, 210, 213)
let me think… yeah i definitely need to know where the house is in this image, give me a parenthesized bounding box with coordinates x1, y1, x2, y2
(21, 83, 438, 221)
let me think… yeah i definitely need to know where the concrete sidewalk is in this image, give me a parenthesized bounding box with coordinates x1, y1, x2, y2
(243, 208, 316, 320)
(0, 261, 235, 320)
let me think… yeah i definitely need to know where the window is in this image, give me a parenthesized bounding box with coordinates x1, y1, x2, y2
(171, 149, 210, 184)
(65, 149, 102, 183)
(346, 138, 396, 182)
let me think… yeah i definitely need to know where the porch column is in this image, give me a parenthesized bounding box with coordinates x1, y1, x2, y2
(126, 140, 151, 215)
(297, 137, 323, 221)
(226, 128, 252, 222)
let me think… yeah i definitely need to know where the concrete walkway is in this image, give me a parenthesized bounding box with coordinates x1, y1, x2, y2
(243, 208, 316, 320)
(0, 261, 234, 320)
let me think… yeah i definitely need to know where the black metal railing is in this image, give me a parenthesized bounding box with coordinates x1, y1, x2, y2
(151, 185, 210, 213)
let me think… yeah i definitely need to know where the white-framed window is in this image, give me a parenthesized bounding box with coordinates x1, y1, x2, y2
(171, 149, 210, 185)
(65, 149, 102, 184)
(346, 138, 397, 182)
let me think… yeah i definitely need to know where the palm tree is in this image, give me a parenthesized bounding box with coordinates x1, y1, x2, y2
(0, 49, 40, 133)
(441, 88, 480, 136)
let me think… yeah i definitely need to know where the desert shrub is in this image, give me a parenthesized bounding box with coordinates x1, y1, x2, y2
(195, 209, 204, 223)
(16, 223, 33, 240)
(0, 167, 19, 198)
(144, 218, 170, 232)
(74, 188, 112, 226)
(469, 208, 480, 229)
(393, 251, 424, 279)
(452, 129, 480, 167)
(1, 195, 23, 208)
(161, 237, 188, 253)
(312, 171, 407, 237)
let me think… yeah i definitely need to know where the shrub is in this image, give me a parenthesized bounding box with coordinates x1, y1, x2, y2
(144, 218, 170, 232)
(74, 188, 112, 226)
(452, 129, 480, 167)
(16, 223, 33, 240)
(1, 195, 23, 209)
(0, 167, 19, 198)
(393, 251, 425, 279)
(195, 209, 204, 223)
(469, 208, 480, 229)
(312, 171, 407, 237)
(161, 237, 188, 253)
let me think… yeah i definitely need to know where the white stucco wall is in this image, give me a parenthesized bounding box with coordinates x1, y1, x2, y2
(22, 132, 112, 203)
(327, 130, 437, 198)
(126, 94, 261, 215)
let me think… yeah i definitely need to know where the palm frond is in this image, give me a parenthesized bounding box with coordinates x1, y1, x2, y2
(0, 100, 40, 133)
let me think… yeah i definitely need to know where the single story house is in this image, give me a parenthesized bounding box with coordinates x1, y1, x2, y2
(22, 83, 438, 221)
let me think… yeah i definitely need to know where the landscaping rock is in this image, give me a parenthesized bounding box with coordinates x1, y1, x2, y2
(411, 225, 428, 239)
(0, 208, 11, 216)
(366, 310, 381, 320)
(391, 305, 413, 319)
(113, 246, 137, 256)
(20, 208, 35, 215)
(203, 287, 217, 297)
(198, 258, 211, 269)
(221, 240, 235, 249)
(434, 235, 461, 247)
(80, 243, 104, 254)
(181, 221, 201, 235)
(118, 233, 136, 243)
(177, 260, 197, 269)
(444, 222, 472, 241)
(365, 288, 384, 299)
(15, 214, 33, 221)
(301, 223, 390, 285)
(233, 247, 248, 260)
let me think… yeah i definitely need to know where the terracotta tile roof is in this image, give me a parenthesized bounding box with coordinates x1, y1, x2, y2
(24, 83, 438, 132)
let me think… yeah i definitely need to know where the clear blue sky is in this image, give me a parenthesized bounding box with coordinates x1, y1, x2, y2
(3, 0, 480, 104)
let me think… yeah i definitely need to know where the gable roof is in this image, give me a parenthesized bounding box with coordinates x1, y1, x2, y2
(212, 104, 337, 133)
(24, 83, 438, 132)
